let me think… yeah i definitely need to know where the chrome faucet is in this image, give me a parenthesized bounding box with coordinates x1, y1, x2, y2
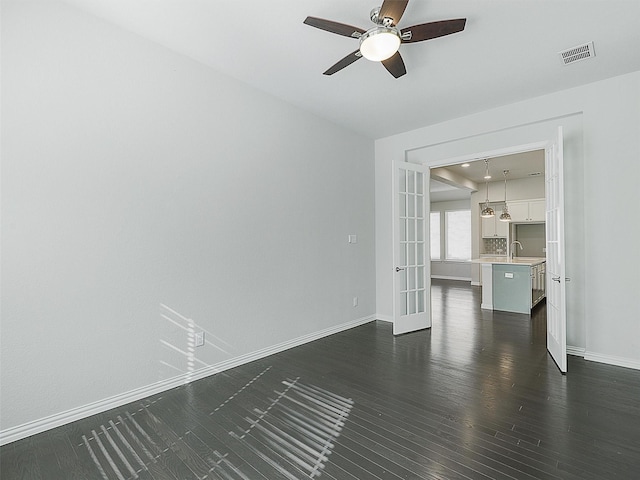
(510, 241, 523, 259)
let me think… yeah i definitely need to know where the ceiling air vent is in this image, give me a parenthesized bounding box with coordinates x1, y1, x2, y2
(559, 42, 595, 65)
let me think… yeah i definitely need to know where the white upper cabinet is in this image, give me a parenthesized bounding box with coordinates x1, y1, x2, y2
(495, 214, 510, 236)
(509, 199, 545, 222)
(528, 200, 546, 221)
(481, 204, 509, 237)
(508, 202, 529, 222)
(481, 215, 498, 237)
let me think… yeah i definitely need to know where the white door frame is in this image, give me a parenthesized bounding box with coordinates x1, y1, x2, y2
(424, 141, 549, 170)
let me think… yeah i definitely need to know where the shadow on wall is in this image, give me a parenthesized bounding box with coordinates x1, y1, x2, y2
(158, 303, 234, 382)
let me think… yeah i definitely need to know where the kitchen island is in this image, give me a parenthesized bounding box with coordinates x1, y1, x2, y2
(471, 257, 546, 314)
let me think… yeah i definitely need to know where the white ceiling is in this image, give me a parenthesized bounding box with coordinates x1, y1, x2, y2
(429, 150, 545, 202)
(448, 150, 545, 183)
(61, 0, 640, 139)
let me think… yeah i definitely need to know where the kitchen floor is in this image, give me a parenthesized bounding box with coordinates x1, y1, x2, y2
(2, 279, 639, 479)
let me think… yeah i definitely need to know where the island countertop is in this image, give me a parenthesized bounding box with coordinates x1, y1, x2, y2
(471, 257, 546, 266)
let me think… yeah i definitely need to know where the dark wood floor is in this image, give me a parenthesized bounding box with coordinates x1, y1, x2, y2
(2, 279, 640, 479)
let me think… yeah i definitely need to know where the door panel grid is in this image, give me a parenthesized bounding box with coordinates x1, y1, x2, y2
(398, 169, 427, 317)
(545, 127, 567, 373)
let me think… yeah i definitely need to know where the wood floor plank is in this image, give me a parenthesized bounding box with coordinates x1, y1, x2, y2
(0, 439, 43, 480)
(46, 429, 98, 480)
(2, 279, 640, 480)
(149, 390, 276, 480)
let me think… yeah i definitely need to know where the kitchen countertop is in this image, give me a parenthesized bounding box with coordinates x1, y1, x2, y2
(471, 257, 546, 266)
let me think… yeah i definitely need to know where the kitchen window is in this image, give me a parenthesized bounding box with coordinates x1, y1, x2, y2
(430, 211, 441, 260)
(445, 210, 471, 261)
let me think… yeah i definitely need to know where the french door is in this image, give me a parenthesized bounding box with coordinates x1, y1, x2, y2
(545, 127, 568, 372)
(392, 161, 431, 335)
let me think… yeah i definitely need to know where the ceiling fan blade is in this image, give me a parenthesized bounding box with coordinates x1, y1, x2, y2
(323, 50, 363, 75)
(381, 51, 406, 78)
(401, 18, 466, 43)
(378, 0, 410, 26)
(304, 16, 365, 38)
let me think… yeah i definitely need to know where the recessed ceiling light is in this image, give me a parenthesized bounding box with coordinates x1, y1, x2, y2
(484, 174, 492, 179)
(461, 163, 470, 168)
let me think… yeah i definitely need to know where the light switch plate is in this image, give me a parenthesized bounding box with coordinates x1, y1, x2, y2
(348, 235, 357, 244)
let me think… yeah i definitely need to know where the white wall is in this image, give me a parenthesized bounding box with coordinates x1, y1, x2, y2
(0, 1, 375, 438)
(429, 199, 472, 280)
(376, 71, 640, 369)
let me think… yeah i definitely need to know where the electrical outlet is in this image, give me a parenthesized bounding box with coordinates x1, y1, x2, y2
(194, 331, 205, 347)
(353, 296, 358, 307)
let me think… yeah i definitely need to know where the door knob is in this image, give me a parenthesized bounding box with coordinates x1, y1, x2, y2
(395, 267, 405, 272)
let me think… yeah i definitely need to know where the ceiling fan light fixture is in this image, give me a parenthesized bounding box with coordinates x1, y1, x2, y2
(359, 27, 401, 61)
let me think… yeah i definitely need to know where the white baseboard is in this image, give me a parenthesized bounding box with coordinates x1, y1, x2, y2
(431, 275, 472, 282)
(566, 345, 585, 357)
(471, 281, 481, 286)
(0, 314, 375, 446)
(583, 351, 640, 371)
(375, 314, 393, 323)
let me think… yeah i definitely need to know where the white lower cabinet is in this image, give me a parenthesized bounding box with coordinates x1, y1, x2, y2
(531, 262, 546, 307)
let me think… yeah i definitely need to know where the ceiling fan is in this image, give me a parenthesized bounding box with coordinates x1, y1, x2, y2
(303, 0, 466, 78)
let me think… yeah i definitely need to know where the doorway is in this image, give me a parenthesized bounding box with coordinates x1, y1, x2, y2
(394, 132, 568, 372)
(448, 136, 565, 372)
(430, 149, 546, 283)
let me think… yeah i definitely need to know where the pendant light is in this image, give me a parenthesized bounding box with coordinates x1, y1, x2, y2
(480, 159, 495, 218)
(499, 169, 511, 222)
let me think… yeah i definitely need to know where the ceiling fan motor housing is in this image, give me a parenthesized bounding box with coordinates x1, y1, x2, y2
(370, 7, 395, 27)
